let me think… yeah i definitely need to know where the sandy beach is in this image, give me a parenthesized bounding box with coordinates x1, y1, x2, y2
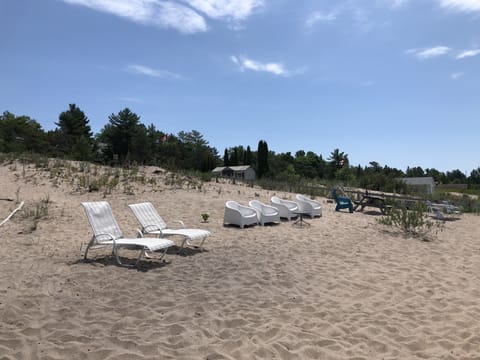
(1, 160, 480, 359)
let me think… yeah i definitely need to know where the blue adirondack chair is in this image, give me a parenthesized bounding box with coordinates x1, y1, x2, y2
(332, 188, 354, 213)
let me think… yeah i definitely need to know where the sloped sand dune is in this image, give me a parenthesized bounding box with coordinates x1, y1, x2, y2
(1, 162, 479, 359)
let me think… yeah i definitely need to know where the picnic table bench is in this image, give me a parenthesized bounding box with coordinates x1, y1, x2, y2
(354, 193, 391, 215)
(427, 201, 461, 220)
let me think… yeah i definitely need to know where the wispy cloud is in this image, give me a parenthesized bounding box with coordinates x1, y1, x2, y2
(451, 72, 465, 80)
(127, 64, 182, 79)
(182, 0, 263, 20)
(437, 0, 480, 13)
(456, 49, 480, 59)
(305, 11, 337, 28)
(61, 0, 207, 34)
(61, 0, 263, 34)
(383, 0, 410, 9)
(407, 46, 451, 59)
(157, 1, 208, 33)
(119, 96, 146, 103)
(231, 56, 290, 76)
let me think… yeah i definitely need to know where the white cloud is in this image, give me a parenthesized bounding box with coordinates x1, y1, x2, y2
(181, 0, 263, 20)
(407, 46, 451, 59)
(127, 64, 181, 79)
(437, 0, 480, 13)
(382, 0, 410, 9)
(305, 11, 337, 28)
(456, 49, 480, 59)
(120, 96, 145, 103)
(231, 56, 290, 76)
(158, 1, 208, 33)
(61, 0, 264, 33)
(451, 72, 465, 80)
(61, 0, 208, 34)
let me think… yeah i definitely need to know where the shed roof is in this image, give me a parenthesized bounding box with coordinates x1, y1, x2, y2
(212, 165, 253, 172)
(398, 177, 435, 185)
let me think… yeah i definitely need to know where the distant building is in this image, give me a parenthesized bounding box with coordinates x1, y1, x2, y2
(397, 177, 435, 195)
(212, 165, 256, 181)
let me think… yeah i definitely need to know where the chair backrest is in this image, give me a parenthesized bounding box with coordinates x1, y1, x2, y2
(332, 189, 339, 202)
(297, 194, 317, 203)
(226, 201, 255, 216)
(128, 202, 167, 231)
(271, 196, 281, 205)
(82, 201, 123, 240)
(272, 196, 293, 207)
(226, 200, 240, 211)
(249, 200, 263, 211)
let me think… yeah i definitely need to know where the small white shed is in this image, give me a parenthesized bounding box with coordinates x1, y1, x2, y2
(212, 166, 256, 181)
(398, 177, 435, 195)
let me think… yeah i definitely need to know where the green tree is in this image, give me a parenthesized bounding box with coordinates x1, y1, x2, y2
(97, 108, 148, 164)
(406, 166, 425, 177)
(257, 140, 269, 178)
(230, 147, 239, 166)
(327, 149, 349, 179)
(469, 167, 480, 185)
(223, 148, 230, 166)
(177, 130, 219, 171)
(245, 146, 252, 165)
(54, 104, 94, 160)
(446, 169, 467, 184)
(0, 111, 48, 154)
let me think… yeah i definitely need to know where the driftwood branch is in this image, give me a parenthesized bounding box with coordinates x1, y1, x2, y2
(0, 201, 25, 227)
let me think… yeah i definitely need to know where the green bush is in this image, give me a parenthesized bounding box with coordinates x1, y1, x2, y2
(378, 201, 444, 239)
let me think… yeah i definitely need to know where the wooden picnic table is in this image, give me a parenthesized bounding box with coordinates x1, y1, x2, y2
(354, 193, 391, 214)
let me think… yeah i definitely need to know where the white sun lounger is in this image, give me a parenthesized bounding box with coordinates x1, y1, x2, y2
(81, 201, 174, 267)
(128, 202, 211, 252)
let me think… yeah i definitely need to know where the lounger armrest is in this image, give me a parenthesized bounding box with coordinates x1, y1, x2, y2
(93, 232, 116, 244)
(172, 220, 186, 228)
(143, 224, 164, 236)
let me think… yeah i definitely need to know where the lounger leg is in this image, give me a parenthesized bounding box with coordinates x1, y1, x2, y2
(83, 238, 94, 261)
(158, 247, 169, 261)
(178, 238, 188, 254)
(186, 237, 206, 252)
(112, 245, 137, 267)
(134, 247, 145, 266)
(197, 237, 206, 252)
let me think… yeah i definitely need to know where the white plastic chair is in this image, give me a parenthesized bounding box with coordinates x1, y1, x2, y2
(248, 200, 281, 226)
(223, 201, 258, 228)
(128, 202, 211, 252)
(81, 201, 174, 267)
(270, 196, 299, 221)
(295, 194, 322, 218)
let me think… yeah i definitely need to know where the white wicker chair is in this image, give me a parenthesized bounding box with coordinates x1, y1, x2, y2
(248, 200, 281, 226)
(224, 201, 258, 228)
(270, 196, 299, 221)
(295, 194, 322, 218)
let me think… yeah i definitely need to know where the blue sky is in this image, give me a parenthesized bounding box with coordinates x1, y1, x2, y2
(1, 0, 479, 173)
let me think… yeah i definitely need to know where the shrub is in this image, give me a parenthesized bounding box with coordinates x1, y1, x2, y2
(22, 195, 50, 232)
(378, 201, 444, 239)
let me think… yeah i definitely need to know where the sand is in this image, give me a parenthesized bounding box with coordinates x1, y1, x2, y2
(1, 160, 480, 359)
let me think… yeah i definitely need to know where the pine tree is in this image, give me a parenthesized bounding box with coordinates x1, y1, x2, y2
(55, 104, 93, 160)
(257, 140, 269, 178)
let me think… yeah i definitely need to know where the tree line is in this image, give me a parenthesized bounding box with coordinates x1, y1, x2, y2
(1, 105, 479, 193)
(0, 105, 217, 172)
